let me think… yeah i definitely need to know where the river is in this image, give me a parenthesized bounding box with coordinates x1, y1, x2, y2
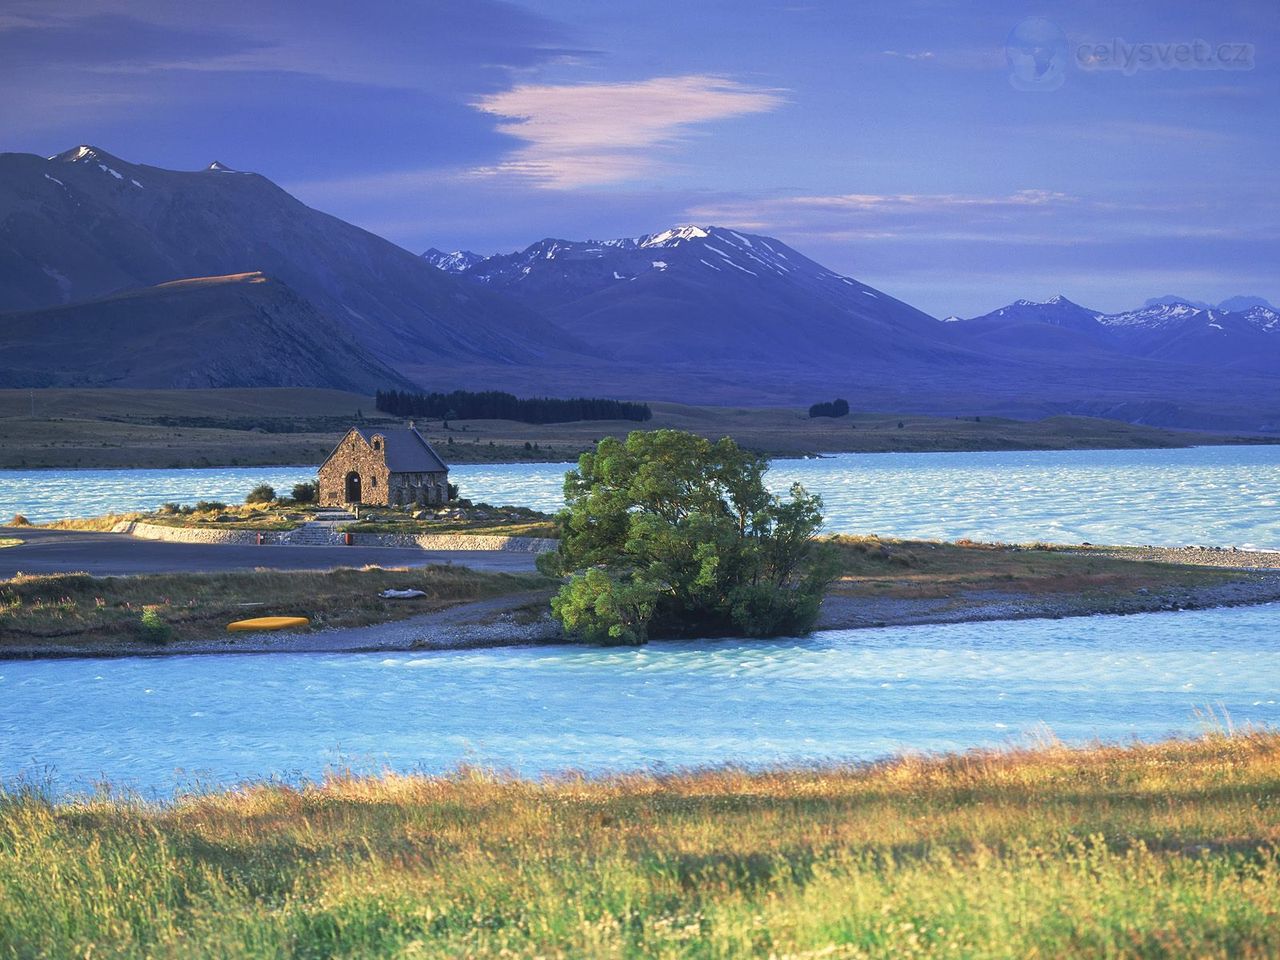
(1, 604, 1275, 797)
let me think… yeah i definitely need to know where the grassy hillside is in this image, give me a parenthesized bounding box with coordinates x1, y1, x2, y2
(1, 388, 1270, 469)
(0, 274, 408, 392)
(1, 733, 1276, 957)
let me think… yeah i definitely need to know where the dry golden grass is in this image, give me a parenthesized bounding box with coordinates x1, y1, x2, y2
(1, 733, 1277, 957)
(35, 511, 145, 531)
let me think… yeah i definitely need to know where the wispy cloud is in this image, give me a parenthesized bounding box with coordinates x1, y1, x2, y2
(686, 189, 1082, 239)
(787, 189, 1075, 211)
(685, 186, 1280, 265)
(469, 75, 784, 188)
(881, 50, 936, 61)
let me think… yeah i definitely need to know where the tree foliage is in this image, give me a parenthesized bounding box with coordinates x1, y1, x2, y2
(538, 430, 837, 644)
(245, 484, 276, 504)
(808, 398, 850, 418)
(290, 481, 319, 504)
(375, 389, 651, 425)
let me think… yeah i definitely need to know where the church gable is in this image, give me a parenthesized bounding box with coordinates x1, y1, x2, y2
(317, 424, 450, 507)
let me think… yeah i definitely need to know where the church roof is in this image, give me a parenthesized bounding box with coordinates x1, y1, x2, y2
(351, 425, 449, 473)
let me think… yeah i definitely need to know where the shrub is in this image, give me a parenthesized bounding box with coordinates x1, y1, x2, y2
(245, 484, 276, 505)
(9, 514, 30, 526)
(194, 500, 227, 513)
(138, 606, 171, 644)
(808, 398, 850, 419)
(540, 430, 837, 645)
(158, 502, 183, 515)
(290, 482, 318, 504)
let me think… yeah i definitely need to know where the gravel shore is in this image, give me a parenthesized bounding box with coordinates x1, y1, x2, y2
(1070, 544, 1280, 570)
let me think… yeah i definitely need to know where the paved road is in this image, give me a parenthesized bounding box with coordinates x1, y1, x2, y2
(0, 528, 539, 578)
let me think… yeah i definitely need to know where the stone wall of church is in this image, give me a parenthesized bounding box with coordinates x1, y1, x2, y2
(318, 431, 392, 506)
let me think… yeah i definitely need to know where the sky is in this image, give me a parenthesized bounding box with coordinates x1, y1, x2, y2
(2, 0, 1276, 317)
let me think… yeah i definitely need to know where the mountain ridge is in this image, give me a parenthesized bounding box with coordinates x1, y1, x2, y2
(0, 145, 588, 373)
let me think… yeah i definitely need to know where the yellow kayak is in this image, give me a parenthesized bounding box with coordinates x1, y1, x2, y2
(227, 616, 310, 633)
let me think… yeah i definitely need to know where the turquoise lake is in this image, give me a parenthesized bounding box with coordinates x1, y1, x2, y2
(3, 445, 1280, 548)
(1, 604, 1276, 797)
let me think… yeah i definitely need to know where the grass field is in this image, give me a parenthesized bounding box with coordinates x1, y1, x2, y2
(0, 566, 551, 651)
(0, 732, 1276, 957)
(1, 387, 1269, 469)
(827, 535, 1234, 600)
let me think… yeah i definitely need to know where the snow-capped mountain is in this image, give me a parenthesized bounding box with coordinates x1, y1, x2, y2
(1101, 300, 1214, 329)
(1240, 304, 1280, 332)
(969, 294, 1104, 333)
(1143, 294, 1213, 311)
(957, 295, 1280, 371)
(1143, 294, 1276, 314)
(444, 225, 954, 367)
(421, 248, 485, 273)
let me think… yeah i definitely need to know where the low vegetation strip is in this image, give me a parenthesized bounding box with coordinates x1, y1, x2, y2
(828, 535, 1239, 599)
(375, 387, 652, 424)
(0, 566, 551, 653)
(1, 733, 1276, 957)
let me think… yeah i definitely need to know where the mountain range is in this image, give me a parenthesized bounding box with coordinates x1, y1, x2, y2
(1, 146, 1278, 431)
(955, 295, 1280, 372)
(437, 226, 954, 368)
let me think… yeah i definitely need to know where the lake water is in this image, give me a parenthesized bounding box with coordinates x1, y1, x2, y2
(2, 604, 1276, 797)
(4, 445, 1280, 548)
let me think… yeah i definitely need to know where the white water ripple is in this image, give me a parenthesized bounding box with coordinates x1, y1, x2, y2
(3, 446, 1278, 548)
(1, 604, 1277, 797)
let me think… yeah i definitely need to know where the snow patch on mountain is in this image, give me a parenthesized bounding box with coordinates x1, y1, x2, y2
(421, 248, 485, 273)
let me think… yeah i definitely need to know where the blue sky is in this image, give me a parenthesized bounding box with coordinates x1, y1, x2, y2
(2, 0, 1275, 316)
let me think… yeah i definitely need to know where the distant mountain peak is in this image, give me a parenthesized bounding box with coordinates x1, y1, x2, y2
(1218, 295, 1276, 313)
(1143, 294, 1212, 311)
(640, 225, 711, 247)
(207, 161, 238, 173)
(421, 248, 484, 273)
(51, 144, 130, 167)
(49, 144, 134, 184)
(54, 145, 107, 163)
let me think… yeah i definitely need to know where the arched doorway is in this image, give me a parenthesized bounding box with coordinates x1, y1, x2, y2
(344, 471, 362, 503)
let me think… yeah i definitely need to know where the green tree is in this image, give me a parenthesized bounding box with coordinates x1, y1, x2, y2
(245, 483, 276, 504)
(538, 430, 837, 644)
(290, 481, 319, 504)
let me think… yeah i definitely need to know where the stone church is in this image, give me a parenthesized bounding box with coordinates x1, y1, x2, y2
(318, 423, 450, 507)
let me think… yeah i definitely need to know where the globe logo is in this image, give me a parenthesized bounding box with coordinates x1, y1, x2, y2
(1006, 17, 1068, 91)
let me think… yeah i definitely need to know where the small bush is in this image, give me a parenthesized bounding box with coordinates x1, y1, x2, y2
(245, 484, 276, 505)
(138, 606, 171, 644)
(194, 500, 227, 513)
(158, 502, 183, 515)
(9, 514, 30, 526)
(290, 482, 318, 504)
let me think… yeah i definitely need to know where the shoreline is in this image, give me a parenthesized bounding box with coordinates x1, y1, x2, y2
(5, 569, 1278, 661)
